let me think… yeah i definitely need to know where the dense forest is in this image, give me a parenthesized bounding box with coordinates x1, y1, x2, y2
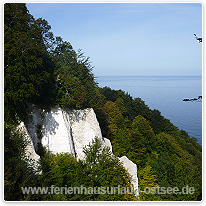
(4, 3, 202, 201)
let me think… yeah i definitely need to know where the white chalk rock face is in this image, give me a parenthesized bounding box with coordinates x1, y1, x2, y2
(25, 106, 103, 160)
(25, 106, 42, 151)
(41, 108, 75, 155)
(23, 105, 138, 194)
(119, 156, 139, 196)
(64, 108, 103, 160)
(102, 137, 113, 153)
(18, 122, 40, 170)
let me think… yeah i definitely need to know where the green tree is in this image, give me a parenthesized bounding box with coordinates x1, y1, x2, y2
(102, 101, 122, 135)
(36, 138, 137, 201)
(138, 165, 160, 201)
(151, 133, 202, 200)
(4, 124, 39, 200)
(51, 39, 101, 110)
(132, 115, 155, 152)
(79, 137, 137, 201)
(4, 3, 55, 124)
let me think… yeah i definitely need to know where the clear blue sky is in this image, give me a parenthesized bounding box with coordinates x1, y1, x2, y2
(26, 3, 202, 76)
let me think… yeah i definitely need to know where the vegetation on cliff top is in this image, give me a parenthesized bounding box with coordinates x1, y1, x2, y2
(4, 3, 202, 201)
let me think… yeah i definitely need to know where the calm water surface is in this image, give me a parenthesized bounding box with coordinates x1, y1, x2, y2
(96, 76, 202, 145)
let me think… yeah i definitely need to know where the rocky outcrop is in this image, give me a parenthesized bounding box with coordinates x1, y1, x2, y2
(63, 108, 103, 160)
(41, 108, 76, 155)
(103, 137, 113, 153)
(25, 106, 103, 160)
(119, 156, 139, 195)
(23, 105, 138, 195)
(183, 96, 202, 101)
(18, 122, 40, 170)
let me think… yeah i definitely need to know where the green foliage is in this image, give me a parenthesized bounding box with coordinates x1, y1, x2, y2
(115, 97, 127, 115)
(102, 101, 122, 135)
(52, 39, 99, 110)
(4, 3, 55, 124)
(138, 165, 160, 201)
(80, 137, 137, 201)
(150, 133, 202, 200)
(56, 74, 87, 109)
(132, 115, 155, 151)
(99, 87, 202, 201)
(4, 124, 39, 201)
(36, 138, 137, 201)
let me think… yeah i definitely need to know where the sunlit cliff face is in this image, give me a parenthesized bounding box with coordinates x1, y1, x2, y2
(19, 105, 138, 195)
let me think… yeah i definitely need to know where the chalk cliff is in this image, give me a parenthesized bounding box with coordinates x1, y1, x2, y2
(18, 122, 40, 171)
(23, 105, 138, 195)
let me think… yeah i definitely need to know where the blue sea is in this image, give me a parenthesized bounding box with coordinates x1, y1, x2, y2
(96, 76, 202, 145)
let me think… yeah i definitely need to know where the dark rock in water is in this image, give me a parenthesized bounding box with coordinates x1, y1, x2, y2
(183, 96, 202, 102)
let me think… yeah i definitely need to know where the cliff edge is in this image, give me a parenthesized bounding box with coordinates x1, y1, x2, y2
(21, 105, 138, 195)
